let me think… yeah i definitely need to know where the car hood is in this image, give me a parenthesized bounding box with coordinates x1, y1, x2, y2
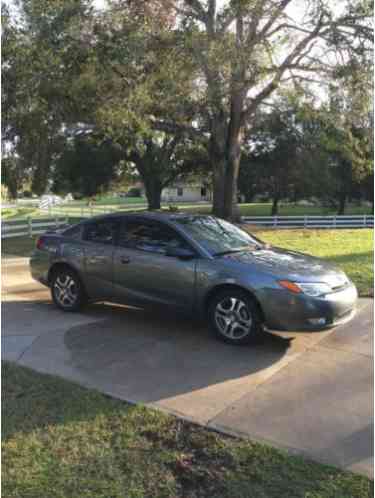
(221, 246, 348, 287)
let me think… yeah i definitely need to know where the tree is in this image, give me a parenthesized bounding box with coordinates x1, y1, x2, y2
(53, 134, 123, 197)
(1, 155, 30, 199)
(301, 55, 374, 214)
(85, 2, 206, 209)
(149, 0, 373, 219)
(239, 104, 302, 214)
(121, 134, 208, 210)
(2, 0, 93, 194)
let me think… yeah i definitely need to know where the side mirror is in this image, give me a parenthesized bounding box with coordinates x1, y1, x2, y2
(166, 246, 195, 260)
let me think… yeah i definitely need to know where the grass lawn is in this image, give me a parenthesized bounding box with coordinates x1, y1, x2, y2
(255, 229, 373, 297)
(68, 196, 146, 206)
(181, 203, 373, 217)
(1, 207, 39, 219)
(3, 362, 372, 498)
(34, 201, 373, 218)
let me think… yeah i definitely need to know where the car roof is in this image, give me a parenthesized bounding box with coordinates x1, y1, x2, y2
(82, 211, 209, 224)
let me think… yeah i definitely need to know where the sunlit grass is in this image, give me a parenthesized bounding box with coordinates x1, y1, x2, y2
(256, 229, 373, 296)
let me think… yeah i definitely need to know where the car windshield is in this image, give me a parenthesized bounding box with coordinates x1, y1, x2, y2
(174, 216, 263, 256)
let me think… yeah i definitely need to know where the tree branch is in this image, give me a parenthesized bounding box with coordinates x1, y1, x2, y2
(242, 16, 326, 122)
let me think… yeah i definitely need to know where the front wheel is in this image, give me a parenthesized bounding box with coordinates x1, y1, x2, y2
(208, 289, 263, 345)
(51, 268, 86, 312)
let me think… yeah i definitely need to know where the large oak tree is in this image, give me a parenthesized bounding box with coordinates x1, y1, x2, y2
(155, 0, 373, 219)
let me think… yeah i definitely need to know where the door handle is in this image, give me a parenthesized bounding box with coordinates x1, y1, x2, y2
(120, 257, 130, 264)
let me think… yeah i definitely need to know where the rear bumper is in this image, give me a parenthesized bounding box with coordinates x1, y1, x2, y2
(261, 282, 358, 331)
(30, 254, 50, 287)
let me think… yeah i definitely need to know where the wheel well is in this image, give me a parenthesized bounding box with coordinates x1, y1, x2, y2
(204, 284, 265, 321)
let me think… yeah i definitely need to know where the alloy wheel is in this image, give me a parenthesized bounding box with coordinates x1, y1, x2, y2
(214, 297, 252, 340)
(53, 274, 78, 308)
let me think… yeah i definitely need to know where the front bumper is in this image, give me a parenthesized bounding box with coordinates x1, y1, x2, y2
(260, 282, 358, 331)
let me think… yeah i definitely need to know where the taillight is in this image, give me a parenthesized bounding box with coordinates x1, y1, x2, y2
(36, 237, 45, 250)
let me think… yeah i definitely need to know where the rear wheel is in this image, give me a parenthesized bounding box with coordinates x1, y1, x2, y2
(208, 289, 263, 345)
(51, 268, 86, 312)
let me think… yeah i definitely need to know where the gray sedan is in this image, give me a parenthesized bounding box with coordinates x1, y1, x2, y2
(30, 212, 358, 345)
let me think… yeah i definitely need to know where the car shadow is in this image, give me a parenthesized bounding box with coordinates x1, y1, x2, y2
(2, 297, 296, 410)
(59, 301, 295, 405)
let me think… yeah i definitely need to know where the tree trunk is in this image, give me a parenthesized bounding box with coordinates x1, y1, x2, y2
(337, 192, 347, 215)
(143, 175, 162, 210)
(223, 148, 241, 221)
(31, 139, 52, 195)
(271, 193, 280, 215)
(210, 99, 243, 221)
(209, 121, 227, 217)
(212, 159, 226, 217)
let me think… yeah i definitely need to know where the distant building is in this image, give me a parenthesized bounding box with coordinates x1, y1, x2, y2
(162, 181, 212, 203)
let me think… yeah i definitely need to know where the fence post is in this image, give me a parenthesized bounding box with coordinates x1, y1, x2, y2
(333, 215, 336, 228)
(28, 217, 33, 238)
(273, 216, 277, 228)
(304, 215, 307, 228)
(81, 206, 84, 217)
(364, 215, 367, 227)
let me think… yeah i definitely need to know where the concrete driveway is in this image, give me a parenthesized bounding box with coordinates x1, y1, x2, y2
(2, 257, 373, 478)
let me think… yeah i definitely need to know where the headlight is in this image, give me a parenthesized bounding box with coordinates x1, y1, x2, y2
(278, 280, 332, 297)
(297, 282, 332, 297)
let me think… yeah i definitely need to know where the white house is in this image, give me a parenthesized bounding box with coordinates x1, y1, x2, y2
(161, 182, 212, 203)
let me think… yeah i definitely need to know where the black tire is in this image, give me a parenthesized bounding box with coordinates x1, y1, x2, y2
(208, 289, 263, 345)
(50, 267, 86, 312)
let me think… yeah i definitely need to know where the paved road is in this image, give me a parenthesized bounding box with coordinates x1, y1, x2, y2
(2, 257, 373, 478)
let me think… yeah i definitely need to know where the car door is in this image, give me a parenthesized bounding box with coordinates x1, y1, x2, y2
(82, 218, 119, 300)
(113, 217, 197, 310)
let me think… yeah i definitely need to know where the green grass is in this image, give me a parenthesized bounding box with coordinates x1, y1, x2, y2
(68, 196, 146, 206)
(256, 229, 373, 297)
(3, 362, 372, 498)
(48, 201, 373, 217)
(1, 207, 39, 219)
(2, 201, 372, 220)
(182, 203, 373, 217)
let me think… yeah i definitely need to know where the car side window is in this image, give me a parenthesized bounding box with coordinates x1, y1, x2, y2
(63, 224, 82, 240)
(118, 219, 190, 255)
(84, 220, 118, 245)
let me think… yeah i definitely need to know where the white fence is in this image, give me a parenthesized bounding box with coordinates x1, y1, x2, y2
(1, 217, 69, 239)
(1, 214, 373, 239)
(242, 215, 374, 229)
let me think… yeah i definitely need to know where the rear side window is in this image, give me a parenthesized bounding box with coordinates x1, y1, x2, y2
(118, 219, 189, 255)
(63, 224, 82, 240)
(83, 219, 118, 245)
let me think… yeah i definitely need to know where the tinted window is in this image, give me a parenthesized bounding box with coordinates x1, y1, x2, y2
(119, 219, 189, 255)
(84, 219, 118, 245)
(63, 224, 82, 240)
